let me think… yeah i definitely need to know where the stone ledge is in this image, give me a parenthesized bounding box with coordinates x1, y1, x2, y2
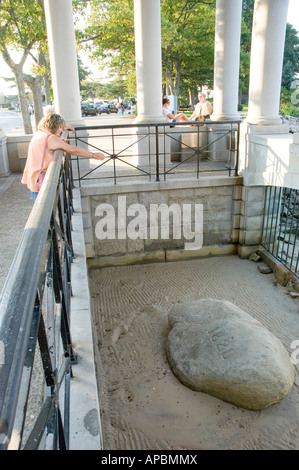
(87, 244, 238, 269)
(87, 250, 166, 269)
(80, 176, 243, 197)
(69, 187, 102, 450)
(258, 247, 296, 286)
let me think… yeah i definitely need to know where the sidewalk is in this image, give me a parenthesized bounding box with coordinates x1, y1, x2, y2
(0, 114, 133, 293)
(0, 173, 34, 293)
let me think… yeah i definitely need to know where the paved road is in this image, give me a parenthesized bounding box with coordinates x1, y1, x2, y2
(0, 109, 131, 134)
(0, 109, 36, 133)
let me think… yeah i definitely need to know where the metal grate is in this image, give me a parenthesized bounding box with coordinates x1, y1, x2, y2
(0, 144, 76, 450)
(69, 120, 241, 186)
(261, 186, 299, 277)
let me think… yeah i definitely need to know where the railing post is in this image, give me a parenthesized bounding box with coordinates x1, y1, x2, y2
(235, 122, 240, 176)
(155, 125, 160, 182)
(0, 144, 78, 450)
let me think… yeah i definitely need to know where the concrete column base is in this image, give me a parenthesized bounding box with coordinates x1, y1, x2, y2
(180, 126, 208, 162)
(211, 114, 241, 121)
(207, 123, 237, 162)
(244, 123, 290, 135)
(239, 122, 297, 189)
(134, 117, 166, 125)
(132, 126, 171, 168)
(237, 185, 266, 258)
(0, 132, 11, 177)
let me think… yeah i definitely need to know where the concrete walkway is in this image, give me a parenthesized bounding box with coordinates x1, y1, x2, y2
(1, 114, 296, 450)
(0, 173, 34, 293)
(0, 174, 101, 450)
(0, 114, 135, 293)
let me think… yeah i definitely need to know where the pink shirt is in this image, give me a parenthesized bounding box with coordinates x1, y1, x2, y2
(21, 130, 53, 192)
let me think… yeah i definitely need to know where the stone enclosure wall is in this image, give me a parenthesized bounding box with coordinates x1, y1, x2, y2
(80, 176, 265, 268)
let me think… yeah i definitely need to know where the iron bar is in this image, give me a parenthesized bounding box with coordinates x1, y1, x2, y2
(0, 131, 76, 450)
(71, 120, 241, 186)
(155, 125, 160, 182)
(262, 186, 299, 277)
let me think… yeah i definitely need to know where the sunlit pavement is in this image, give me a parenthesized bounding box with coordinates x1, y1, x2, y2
(0, 108, 135, 135)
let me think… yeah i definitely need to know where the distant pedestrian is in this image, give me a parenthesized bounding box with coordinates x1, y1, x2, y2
(43, 105, 75, 133)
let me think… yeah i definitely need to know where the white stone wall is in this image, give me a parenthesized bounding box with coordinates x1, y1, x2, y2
(239, 126, 299, 190)
(80, 177, 244, 268)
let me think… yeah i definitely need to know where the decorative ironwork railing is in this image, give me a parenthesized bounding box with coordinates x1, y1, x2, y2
(0, 145, 76, 450)
(261, 186, 299, 276)
(70, 120, 241, 186)
(0, 118, 242, 450)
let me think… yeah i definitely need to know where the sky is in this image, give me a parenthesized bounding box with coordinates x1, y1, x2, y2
(0, 0, 299, 97)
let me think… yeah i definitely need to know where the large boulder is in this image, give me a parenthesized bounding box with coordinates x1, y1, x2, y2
(166, 299, 295, 410)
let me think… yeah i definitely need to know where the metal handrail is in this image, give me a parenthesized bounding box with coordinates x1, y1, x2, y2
(70, 119, 241, 186)
(261, 186, 299, 276)
(0, 138, 76, 450)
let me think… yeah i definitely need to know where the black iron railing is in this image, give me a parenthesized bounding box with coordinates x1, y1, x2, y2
(261, 186, 299, 276)
(70, 120, 241, 186)
(0, 143, 76, 450)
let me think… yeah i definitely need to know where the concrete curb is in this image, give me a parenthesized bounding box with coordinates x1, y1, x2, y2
(258, 247, 297, 286)
(69, 187, 102, 450)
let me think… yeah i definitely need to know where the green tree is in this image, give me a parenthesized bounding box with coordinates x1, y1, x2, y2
(0, 0, 47, 133)
(239, 1, 299, 103)
(79, 0, 136, 77)
(161, 0, 215, 101)
(79, 0, 216, 104)
(80, 80, 107, 101)
(282, 24, 299, 90)
(238, 0, 254, 104)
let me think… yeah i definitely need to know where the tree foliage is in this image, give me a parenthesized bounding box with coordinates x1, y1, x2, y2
(79, 0, 136, 76)
(79, 0, 215, 104)
(282, 23, 299, 90)
(0, 0, 47, 133)
(160, 0, 215, 99)
(1, 0, 298, 129)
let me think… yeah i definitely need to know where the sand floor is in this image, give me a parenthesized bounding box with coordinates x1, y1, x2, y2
(89, 255, 299, 450)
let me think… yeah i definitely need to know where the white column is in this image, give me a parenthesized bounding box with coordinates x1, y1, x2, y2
(134, 0, 164, 123)
(44, 0, 82, 124)
(247, 0, 289, 125)
(212, 0, 242, 121)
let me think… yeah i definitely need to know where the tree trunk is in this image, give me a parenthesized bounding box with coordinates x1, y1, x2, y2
(39, 50, 52, 105)
(166, 58, 174, 95)
(1, 44, 33, 134)
(14, 67, 33, 134)
(24, 74, 44, 129)
(165, 55, 181, 97)
(173, 55, 181, 97)
(188, 89, 196, 109)
(43, 74, 52, 105)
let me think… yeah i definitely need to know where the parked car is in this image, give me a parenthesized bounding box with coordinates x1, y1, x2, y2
(98, 103, 118, 114)
(94, 102, 103, 112)
(81, 103, 97, 117)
